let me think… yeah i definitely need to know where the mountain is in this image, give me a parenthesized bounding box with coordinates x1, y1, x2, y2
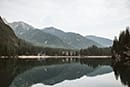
(2, 17, 8, 24)
(9, 22, 71, 48)
(43, 27, 102, 48)
(9, 22, 35, 36)
(86, 35, 113, 47)
(0, 16, 18, 56)
(9, 22, 102, 49)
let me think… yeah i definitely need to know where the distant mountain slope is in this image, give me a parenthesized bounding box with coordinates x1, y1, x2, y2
(0, 16, 18, 56)
(9, 22, 71, 48)
(9, 22, 102, 49)
(9, 22, 35, 36)
(86, 35, 112, 47)
(43, 27, 102, 48)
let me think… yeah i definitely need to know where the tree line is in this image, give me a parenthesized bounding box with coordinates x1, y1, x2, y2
(18, 40, 111, 56)
(112, 27, 130, 59)
(0, 38, 111, 56)
(80, 45, 111, 56)
(17, 39, 79, 56)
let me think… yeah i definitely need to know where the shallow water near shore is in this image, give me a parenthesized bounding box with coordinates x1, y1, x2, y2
(0, 57, 129, 87)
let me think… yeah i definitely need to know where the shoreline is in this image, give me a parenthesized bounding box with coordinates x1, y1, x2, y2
(0, 56, 111, 59)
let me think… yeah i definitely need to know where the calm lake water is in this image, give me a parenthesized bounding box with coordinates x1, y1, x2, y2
(0, 57, 129, 87)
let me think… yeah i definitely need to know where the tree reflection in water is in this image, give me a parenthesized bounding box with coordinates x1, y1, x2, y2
(113, 62, 130, 87)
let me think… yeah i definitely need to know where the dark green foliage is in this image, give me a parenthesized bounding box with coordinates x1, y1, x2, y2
(112, 27, 130, 58)
(80, 45, 111, 56)
(17, 44, 111, 56)
(18, 44, 79, 56)
(0, 16, 18, 56)
(112, 37, 119, 54)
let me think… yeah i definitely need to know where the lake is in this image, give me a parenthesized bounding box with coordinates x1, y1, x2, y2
(0, 57, 129, 87)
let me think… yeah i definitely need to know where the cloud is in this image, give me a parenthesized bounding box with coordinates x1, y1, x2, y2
(0, 0, 130, 39)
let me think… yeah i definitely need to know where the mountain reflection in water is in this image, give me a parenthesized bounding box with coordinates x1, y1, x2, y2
(0, 57, 129, 87)
(31, 72, 123, 87)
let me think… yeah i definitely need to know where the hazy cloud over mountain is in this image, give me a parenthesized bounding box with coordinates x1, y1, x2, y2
(0, 0, 130, 39)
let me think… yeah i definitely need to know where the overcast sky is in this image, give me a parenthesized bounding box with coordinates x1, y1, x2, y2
(0, 0, 130, 39)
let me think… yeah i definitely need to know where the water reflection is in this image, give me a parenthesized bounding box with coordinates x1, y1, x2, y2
(113, 63, 130, 87)
(31, 72, 123, 87)
(0, 57, 128, 87)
